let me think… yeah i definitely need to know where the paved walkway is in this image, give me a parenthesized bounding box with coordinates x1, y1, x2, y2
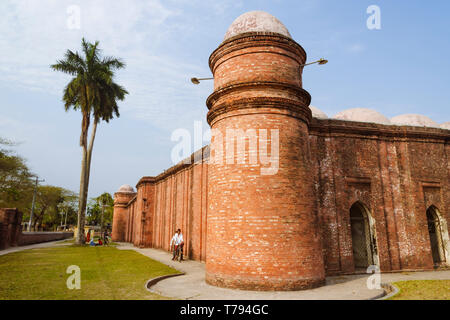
(117, 243, 450, 300)
(0, 240, 71, 256)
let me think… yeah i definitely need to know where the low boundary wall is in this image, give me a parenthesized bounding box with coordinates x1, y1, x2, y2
(19, 232, 74, 246)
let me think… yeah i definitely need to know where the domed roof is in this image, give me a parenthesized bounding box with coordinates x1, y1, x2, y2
(224, 11, 292, 41)
(117, 184, 135, 193)
(333, 108, 391, 125)
(309, 106, 328, 119)
(440, 122, 450, 130)
(390, 114, 439, 128)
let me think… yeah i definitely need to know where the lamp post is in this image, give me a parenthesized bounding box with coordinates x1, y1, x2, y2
(60, 211, 64, 228)
(299, 58, 328, 67)
(64, 207, 68, 231)
(28, 176, 45, 232)
(100, 204, 112, 238)
(190, 77, 214, 85)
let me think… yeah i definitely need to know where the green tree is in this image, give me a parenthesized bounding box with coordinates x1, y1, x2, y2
(0, 138, 34, 212)
(57, 194, 79, 230)
(31, 186, 77, 231)
(86, 192, 114, 230)
(51, 39, 128, 244)
(86, 201, 101, 226)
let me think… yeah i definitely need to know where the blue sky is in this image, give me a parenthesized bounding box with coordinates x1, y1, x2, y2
(1, 0, 449, 198)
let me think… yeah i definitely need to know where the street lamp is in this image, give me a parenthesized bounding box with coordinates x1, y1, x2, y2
(64, 207, 69, 231)
(60, 211, 64, 228)
(191, 77, 214, 85)
(299, 58, 328, 67)
(28, 176, 45, 232)
(100, 203, 112, 237)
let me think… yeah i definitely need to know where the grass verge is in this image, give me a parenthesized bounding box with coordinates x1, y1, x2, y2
(0, 245, 180, 300)
(388, 280, 450, 300)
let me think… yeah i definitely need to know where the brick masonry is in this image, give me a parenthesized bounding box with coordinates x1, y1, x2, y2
(18, 232, 74, 246)
(0, 208, 22, 250)
(113, 31, 450, 291)
(0, 208, 73, 249)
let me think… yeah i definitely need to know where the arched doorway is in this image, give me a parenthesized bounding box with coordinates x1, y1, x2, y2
(350, 202, 378, 270)
(426, 206, 448, 265)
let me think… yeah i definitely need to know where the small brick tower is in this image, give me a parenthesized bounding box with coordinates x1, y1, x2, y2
(112, 185, 136, 242)
(205, 11, 326, 290)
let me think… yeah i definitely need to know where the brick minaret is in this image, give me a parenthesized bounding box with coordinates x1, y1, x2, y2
(205, 11, 326, 290)
(112, 185, 136, 242)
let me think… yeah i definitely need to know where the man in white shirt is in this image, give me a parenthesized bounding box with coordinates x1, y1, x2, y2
(170, 229, 184, 261)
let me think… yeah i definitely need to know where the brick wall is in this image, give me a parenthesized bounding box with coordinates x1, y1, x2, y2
(114, 148, 209, 261)
(18, 232, 74, 246)
(113, 119, 449, 288)
(309, 119, 450, 275)
(148, 150, 209, 261)
(0, 208, 22, 250)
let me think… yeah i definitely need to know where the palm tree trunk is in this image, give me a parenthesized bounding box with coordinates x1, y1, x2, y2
(75, 120, 98, 245)
(85, 121, 98, 190)
(76, 145, 88, 245)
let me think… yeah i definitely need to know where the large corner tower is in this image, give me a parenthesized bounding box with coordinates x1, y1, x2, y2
(205, 11, 326, 290)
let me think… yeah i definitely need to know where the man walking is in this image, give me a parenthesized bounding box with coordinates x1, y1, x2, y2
(170, 229, 184, 261)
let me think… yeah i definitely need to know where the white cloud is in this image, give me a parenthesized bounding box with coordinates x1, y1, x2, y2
(0, 0, 218, 131)
(0, 114, 47, 146)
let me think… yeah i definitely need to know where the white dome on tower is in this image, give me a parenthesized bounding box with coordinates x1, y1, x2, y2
(390, 114, 439, 128)
(224, 11, 292, 41)
(333, 108, 391, 125)
(309, 106, 328, 119)
(440, 122, 450, 130)
(117, 184, 135, 193)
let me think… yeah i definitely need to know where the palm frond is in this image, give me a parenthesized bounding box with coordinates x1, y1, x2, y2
(102, 56, 126, 70)
(52, 38, 128, 130)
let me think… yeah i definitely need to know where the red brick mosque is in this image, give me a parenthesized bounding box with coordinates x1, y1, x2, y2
(112, 11, 450, 291)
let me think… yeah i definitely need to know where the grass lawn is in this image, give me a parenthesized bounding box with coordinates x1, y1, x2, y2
(0, 245, 180, 300)
(389, 280, 450, 300)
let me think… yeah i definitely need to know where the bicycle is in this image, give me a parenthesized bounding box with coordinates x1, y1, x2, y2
(172, 243, 184, 262)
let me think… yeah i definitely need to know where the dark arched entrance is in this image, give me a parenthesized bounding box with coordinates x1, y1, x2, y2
(350, 202, 376, 270)
(426, 206, 446, 264)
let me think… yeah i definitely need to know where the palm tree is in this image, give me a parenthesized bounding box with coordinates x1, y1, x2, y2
(51, 38, 128, 245)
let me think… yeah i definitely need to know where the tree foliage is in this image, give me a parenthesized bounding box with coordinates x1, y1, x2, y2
(0, 138, 33, 212)
(0, 137, 78, 230)
(32, 186, 78, 231)
(86, 192, 114, 226)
